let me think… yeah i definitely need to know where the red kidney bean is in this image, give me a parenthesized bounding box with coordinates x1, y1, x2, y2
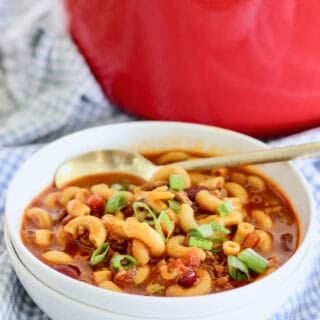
(54, 265, 80, 279)
(178, 271, 198, 287)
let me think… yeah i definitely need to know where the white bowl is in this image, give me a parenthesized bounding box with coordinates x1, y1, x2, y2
(5, 121, 316, 320)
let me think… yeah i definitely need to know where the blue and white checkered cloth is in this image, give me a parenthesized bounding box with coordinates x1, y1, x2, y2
(0, 1, 320, 319)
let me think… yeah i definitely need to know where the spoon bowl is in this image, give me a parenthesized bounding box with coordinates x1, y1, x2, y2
(54, 141, 320, 188)
(54, 149, 157, 188)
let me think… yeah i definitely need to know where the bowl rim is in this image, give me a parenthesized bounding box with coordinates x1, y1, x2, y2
(4, 121, 316, 317)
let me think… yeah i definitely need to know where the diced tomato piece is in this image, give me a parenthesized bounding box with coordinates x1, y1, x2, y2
(182, 248, 202, 269)
(86, 194, 105, 216)
(167, 258, 189, 273)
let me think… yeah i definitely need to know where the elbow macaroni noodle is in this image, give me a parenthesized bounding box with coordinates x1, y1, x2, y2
(64, 215, 107, 248)
(21, 150, 299, 297)
(124, 217, 166, 257)
(222, 241, 241, 256)
(177, 204, 197, 233)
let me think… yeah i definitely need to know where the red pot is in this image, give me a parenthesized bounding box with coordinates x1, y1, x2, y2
(65, 0, 320, 137)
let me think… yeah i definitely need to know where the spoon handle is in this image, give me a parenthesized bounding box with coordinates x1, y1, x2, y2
(175, 141, 320, 171)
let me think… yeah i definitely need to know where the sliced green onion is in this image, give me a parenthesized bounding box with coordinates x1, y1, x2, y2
(155, 211, 174, 242)
(110, 183, 125, 191)
(188, 223, 230, 239)
(90, 242, 109, 265)
(210, 222, 230, 235)
(217, 200, 234, 217)
(133, 201, 157, 225)
(106, 192, 127, 213)
(111, 254, 137, 270)
(238, 248, 269, 274)
(227, 256, 250, 281)
(189, 224, 213, 238)
(168, 199, 181, 213)
(189, 236, 213, 250)
(169, 174, 184, 191)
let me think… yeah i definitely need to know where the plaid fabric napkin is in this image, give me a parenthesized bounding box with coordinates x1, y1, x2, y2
(0, 1, 320, 319)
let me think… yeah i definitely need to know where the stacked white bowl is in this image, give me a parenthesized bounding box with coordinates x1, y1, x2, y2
(4, 122, 316, 320)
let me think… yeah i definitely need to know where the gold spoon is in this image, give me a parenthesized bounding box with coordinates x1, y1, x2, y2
(54, 141, 320, 188)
